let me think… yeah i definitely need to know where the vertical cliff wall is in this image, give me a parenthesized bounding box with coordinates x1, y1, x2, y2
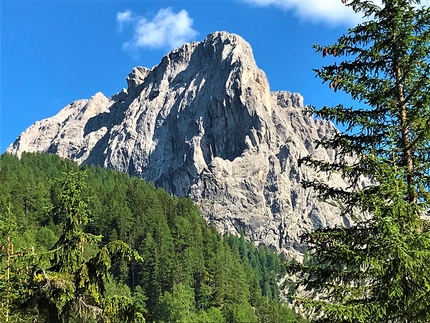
(7, 32, 353, 256)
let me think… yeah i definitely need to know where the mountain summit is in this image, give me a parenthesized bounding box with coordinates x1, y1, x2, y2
(7, 31, 350, 256)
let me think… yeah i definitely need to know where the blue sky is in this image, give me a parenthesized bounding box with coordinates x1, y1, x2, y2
(1, 0, 378, 153)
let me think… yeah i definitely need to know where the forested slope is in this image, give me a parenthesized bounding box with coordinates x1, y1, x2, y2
(0, 152, 306, 323)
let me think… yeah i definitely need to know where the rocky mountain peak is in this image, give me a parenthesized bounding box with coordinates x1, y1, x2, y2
(7, 31, 348, 257)
(126, 66, 149, 91)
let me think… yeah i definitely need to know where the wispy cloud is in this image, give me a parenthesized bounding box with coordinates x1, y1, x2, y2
(116, 8, 198, 51)
(116, 10, 133, 31)
(242, 0, 430, 26)
(242, 0, 365, 25)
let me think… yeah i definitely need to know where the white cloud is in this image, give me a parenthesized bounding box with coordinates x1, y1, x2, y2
(243, 0, 364, 25)
(116, 10, 133, 31)
(243, 0, 429, 26)
(117, 8, 198, 51)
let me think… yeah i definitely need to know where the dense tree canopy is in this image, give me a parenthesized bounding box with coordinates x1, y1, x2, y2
(290, 1, 430, 322)
(1, 168, 144, 322)
(0, 152, 306, 322)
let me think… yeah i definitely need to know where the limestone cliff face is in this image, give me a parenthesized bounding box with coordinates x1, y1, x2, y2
(7, 32, 350, 256)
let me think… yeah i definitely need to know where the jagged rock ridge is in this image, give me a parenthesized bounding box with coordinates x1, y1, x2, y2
(7, 31, 353, 256)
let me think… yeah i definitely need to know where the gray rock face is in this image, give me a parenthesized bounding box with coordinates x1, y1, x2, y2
(7, 31, 349, 257)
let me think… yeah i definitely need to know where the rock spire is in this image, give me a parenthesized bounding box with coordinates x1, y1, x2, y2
(7, 31, 351, 256)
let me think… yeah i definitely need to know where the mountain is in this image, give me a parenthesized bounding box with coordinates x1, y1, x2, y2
(7, 31, 354, 257)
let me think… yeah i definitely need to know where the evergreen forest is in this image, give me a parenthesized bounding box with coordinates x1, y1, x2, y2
(0, 152, 306, 323)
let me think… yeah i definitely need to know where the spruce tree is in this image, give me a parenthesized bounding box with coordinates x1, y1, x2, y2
(32, 170, 144, 322)
(289, 1, 430, 322)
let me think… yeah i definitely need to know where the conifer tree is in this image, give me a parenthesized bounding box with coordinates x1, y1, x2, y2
(32, 170, 144, 322)
(289, 1, 430, 322)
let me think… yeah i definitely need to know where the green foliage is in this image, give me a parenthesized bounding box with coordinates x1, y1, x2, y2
(289, 1, 430, 322)
(158, 283, 196, 323)
(0, 205, 37, 322)
(0, 152, 307, 322)
(0, 166, 144, 322)
(49, 170, 101, 274)
(35, 227, 57, 251)
(36, 170, 143, 322)
(226, 233, 287, 301)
